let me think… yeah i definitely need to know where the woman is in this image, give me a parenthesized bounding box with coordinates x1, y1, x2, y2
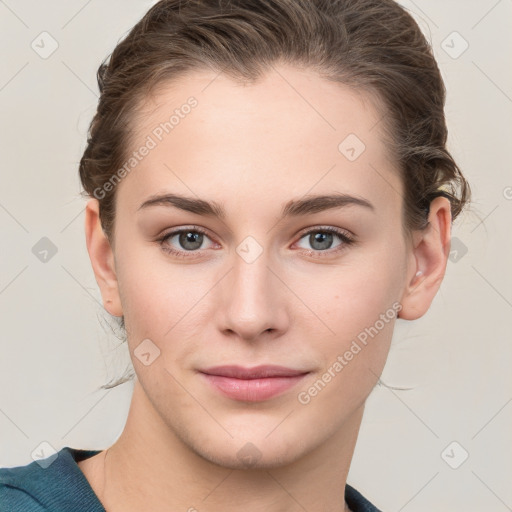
(0, 0, 470, 510)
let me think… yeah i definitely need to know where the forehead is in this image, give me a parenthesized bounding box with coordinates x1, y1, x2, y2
(118, 64, 402, 217)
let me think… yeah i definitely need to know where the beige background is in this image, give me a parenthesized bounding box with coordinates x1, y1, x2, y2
(1, 1, 511, 510)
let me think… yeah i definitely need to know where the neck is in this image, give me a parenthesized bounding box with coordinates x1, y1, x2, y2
(94, 380, 363, 512)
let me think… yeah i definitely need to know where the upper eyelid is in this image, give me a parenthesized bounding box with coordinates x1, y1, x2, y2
(295, 225, 353, 238)
(160, 226, 216, 245)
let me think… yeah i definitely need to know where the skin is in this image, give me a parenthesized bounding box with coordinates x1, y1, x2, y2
(80, 63, 451, 512)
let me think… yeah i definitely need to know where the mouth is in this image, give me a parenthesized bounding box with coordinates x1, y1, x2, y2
(198, 365, 310, 402)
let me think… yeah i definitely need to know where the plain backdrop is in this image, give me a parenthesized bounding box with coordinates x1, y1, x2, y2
(1, 1, 511, 511)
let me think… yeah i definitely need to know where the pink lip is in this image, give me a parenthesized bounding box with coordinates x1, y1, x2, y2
(199, 365, 310, 402)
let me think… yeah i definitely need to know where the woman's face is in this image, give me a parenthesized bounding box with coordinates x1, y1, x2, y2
(96, 64, 424, 467)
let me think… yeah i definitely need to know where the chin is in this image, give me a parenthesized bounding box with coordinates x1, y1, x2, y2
(154, 406, 304, 469)
(191, 436, 306, 470)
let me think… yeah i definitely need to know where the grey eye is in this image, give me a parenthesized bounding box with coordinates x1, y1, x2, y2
(164, 230, 208, 251)
(296, 231, 343, 251)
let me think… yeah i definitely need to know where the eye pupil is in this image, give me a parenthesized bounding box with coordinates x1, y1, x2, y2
(179, 231, 203, 250)
(310, 232, 333, 250)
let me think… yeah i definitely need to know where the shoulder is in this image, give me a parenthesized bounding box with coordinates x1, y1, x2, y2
(345, 483, 384, 512)
(0, 468, 46, 511)
(0, 453, 55, 511)
(0, 446, 104, 512)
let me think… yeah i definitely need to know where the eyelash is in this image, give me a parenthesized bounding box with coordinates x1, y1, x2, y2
(157, 225, 356, 260)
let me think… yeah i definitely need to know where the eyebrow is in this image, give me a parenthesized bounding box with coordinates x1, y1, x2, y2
(137, 192, 375, 219)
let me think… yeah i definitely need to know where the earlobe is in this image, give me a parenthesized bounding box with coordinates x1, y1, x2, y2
(398, 196, 452, 321)
(84, 198, 123, 317)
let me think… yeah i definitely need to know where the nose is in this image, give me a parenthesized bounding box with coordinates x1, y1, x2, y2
(216, 245, 290, 342)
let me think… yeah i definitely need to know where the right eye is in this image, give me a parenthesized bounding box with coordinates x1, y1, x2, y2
(158, 226, 217, 258)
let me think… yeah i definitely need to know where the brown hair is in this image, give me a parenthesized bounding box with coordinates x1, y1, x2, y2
(78, 0, 471, 388)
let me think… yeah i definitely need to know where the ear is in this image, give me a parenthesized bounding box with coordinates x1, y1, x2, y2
(84, 198, 123, 317)
(398, 196, 452, 320)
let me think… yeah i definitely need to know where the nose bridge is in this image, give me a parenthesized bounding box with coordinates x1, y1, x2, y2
(219, 237, 287, 339)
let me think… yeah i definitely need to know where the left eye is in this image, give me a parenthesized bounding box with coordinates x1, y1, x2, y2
(295, 228, 354, 252)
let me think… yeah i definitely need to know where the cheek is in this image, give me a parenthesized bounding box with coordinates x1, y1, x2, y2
(115, 245, 174, 339)
(299, 250, 404, 330)
(296, 289, 399, 414)
(298, 244, 405, 372)
(115, 245, 215, 353)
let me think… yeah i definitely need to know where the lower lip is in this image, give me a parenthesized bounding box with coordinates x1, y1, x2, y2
(200, 373, 308, 402)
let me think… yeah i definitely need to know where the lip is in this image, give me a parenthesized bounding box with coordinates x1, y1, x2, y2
(199, 365, 310, 402)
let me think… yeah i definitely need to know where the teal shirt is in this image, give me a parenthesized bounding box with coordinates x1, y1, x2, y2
(0, 447, 382, 511)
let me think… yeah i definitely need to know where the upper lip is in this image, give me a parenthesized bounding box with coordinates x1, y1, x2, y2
(200, 365, 309, 379)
